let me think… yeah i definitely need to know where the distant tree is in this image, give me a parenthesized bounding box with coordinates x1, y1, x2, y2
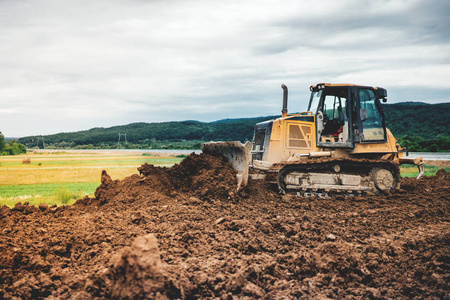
(0, 132, 5, 153)
(2, 140, 27, 155)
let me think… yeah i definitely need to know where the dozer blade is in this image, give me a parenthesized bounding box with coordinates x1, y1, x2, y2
(202, 141, 252, 191)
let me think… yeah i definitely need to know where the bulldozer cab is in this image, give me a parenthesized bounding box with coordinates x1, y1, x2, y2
(309, 84, 387, 148)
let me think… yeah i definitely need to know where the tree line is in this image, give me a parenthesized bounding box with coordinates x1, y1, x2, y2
(14, 102, 450, 152)
(18, 117, 276, 150)
(383, 102, 450, 152)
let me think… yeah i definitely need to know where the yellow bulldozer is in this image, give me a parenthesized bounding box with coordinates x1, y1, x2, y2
(203, 83, 424, 196)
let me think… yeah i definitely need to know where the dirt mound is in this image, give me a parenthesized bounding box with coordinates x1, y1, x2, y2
(0, 155, 449, 299)
(95, 153, 237, 204)
(168, 153, 237, 200)
(401, 168, 449, 192)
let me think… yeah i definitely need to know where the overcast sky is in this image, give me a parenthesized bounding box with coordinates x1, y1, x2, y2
(1, 0, 449, 137)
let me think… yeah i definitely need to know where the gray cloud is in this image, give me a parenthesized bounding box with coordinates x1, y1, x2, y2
(0, 0, 449, 137)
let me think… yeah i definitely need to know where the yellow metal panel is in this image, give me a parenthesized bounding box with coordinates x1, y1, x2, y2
(350, 129, 399, 155)
(266, 119, 286, 162)
(271, 119, 281, 140)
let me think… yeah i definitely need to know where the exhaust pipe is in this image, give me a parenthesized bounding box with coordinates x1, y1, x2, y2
(281, 84, 288, 117)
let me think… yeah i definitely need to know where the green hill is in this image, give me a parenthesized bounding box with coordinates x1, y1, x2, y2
(17, 103, 450, 151)
(383, 103, 449, 139)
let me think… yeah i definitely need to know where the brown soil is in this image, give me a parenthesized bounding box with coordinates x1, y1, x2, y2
(424, 160, 450, 168)
(1, 153, 449, 299)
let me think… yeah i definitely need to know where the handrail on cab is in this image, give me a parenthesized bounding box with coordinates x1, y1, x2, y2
(299, 111, 314, 116)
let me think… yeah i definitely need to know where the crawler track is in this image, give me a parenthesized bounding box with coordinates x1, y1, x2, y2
(267, 158, 401, 195)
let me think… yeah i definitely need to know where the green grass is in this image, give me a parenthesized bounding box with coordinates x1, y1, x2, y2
(400, 164, 450, 177)
(54, 186, 82, 205)
(0, 183, 99, 207)
(0, 182, 99, 197)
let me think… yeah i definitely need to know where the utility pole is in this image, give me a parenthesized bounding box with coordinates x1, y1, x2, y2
(117, 133, 127, 149)
(36, 137, 45, 149)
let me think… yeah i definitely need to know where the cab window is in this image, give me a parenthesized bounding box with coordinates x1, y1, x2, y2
(318, 87, 350, 144)
(359, 89, 385, 141)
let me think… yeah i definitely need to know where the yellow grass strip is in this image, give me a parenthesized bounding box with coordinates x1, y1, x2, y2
(0, 166, 148, 186)
(0, 156, 146, 162)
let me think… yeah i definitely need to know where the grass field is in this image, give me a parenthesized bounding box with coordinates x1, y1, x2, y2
(0, 151, 447, 207)
(0, 151, 183, 207)
(399, 164, 449, 177)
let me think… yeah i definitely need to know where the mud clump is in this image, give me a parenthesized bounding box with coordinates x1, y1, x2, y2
(111, 234, 166, 299)
(94, 170, 120, 203)
(0, 154, 449, 299)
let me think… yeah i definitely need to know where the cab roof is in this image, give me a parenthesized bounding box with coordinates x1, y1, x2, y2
(310, 83, 382, 90)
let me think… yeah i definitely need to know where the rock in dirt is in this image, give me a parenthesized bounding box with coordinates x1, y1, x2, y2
(326, 233, 337, 241)
(131, 212, 143, 224)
